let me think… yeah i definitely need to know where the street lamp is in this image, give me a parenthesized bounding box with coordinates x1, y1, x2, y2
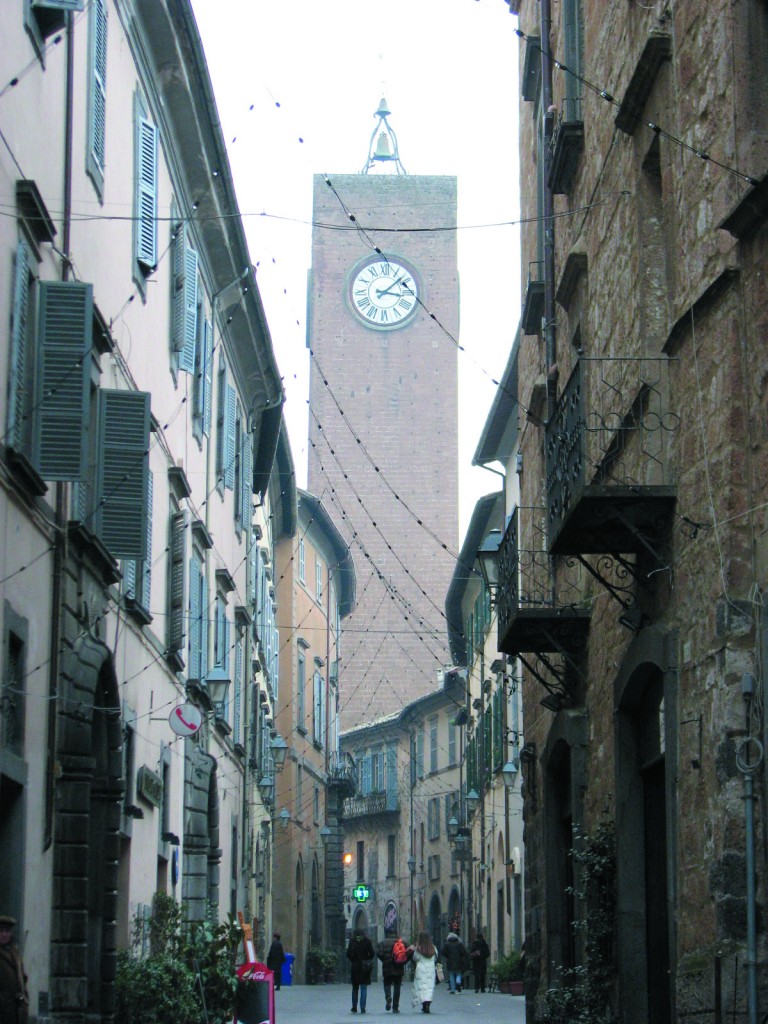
(206, 665, 230, 716)
(319, 826, 332, 846)
(279, 807, 291, 830)
(258, 775, 274, 804)
(447, 815, 459, 840)
(270, 734, 288, 769)
(476, 529, 502, 604)
(502, 760, 519, 788)
(466, 788, 480, 817)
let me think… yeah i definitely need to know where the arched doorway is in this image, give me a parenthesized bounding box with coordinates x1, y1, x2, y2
(428, 893, 443, 950)
(447, 886, 461, 935)
(295, 858, 305, 980)
(310, 858, 322, 947)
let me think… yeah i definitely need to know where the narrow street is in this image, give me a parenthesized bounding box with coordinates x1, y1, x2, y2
(271, 983, 526, 1024)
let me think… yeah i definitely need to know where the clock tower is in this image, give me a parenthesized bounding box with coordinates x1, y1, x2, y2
(307, 101, 459, 729)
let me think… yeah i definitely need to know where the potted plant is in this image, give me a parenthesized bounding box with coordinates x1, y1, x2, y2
(321, 948, 339, 983)
(489, 950, 524, 995)
(306, 948, 324, 985)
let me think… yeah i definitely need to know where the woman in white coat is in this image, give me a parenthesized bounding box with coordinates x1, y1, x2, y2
(408, 932, 437, 1014)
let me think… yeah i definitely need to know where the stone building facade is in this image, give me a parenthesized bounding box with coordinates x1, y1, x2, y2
(500, 1, 768, 1021)
(306, 170, 459, 729)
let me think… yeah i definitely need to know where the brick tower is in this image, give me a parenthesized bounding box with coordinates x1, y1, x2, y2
(307, 101, 459, 730)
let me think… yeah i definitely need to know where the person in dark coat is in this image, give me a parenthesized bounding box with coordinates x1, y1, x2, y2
(346, 927, 375, 1013)
(266, 932, 286, 990)
(376, 929, 409, 1013)
(440, 931, 469, 994)
(0, 916, 28, 1024)
(470, 933, 491, 993)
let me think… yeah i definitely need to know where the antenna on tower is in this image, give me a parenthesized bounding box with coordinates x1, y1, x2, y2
(361, 97, 407, 175)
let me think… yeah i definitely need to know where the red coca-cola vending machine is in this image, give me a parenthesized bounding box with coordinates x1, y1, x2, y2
(234, 962, 274, 1024)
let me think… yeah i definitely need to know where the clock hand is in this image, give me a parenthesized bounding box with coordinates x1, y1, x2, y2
(376, 276, 405, 298)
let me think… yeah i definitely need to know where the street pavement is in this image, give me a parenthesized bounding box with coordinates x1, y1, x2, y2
(271, 982, 525, 1024)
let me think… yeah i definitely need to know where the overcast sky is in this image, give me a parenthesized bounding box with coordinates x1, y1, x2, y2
(190, 0, 521, 540)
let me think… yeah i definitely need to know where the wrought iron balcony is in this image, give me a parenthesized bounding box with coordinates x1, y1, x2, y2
(521, 260, 545, 335)
(497, 506, 590, 657)
(547, 98, 584, 194)
(328, 750, 357, 799)
(545, 356, 677, 557)
(342, 790, 400, 820)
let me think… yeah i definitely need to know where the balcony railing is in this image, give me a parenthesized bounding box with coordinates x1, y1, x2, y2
(328, 750, 357, 798)
(342, 790, 399, 820)
(497, 506, 590, 656)
(545, 356, 677, 555)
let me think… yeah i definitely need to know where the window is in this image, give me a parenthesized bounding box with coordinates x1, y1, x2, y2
(448, 717, 457, 766)
(86, 0, 107, 196)
(356, 840, 365, 882)
(298, 538, 306, 582)
(233, 629, 244, 745)
(416, 727, 424, 779)
(315, 555, 323, 603)
(171, 222, 198, 374)
(429, 716, 438, 772)
(94, 389, 151, 557)
(2, 609, 27, 755)
(428, 855, 441, 882)
(387, 835, 396, 878)
(215, 356, 236, 492)
(214, 594, 230, 676)
(297, 765, 303, 820)
(236, 415, 253, 535)
(562, 0, 584, 122)
(313, 786, 320, 823)
(25, 0, 84, 59)
(386, 747, 398, 806)
(134, 97, 158, 276)
(192, 317, 213, 442)
(166, 509, 188, 670)
(371, 750, 384, 792)
(296, 645, 307, 731)
(428, 797, 440, 841)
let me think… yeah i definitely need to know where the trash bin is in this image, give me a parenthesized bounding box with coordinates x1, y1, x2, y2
(281, 953, 295, 987)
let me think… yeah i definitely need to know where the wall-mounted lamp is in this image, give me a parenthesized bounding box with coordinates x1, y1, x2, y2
(319, 826, 332, 846)
(447, 816, 459, 840)
(466, 789, 480, 816)
(407, 856, 416, 874)
(279, 807, 291, 831)
(476, 529, 502, 604)
(206, 665, 231, 715)
(258, 775, 274, 803)
(501, 760, 519, 789)
(270, 734, 288, 769)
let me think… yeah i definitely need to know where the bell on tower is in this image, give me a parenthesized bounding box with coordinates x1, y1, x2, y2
(361, 97, 407, 175)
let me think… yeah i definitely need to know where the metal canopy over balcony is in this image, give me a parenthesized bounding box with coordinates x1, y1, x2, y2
(522, 260, 545, 335)
(545, 357, 677, 557)
(547, 101, 584, 195)
(497, 507, 590, 662)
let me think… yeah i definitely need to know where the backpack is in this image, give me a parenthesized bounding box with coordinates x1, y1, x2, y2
(392, 939, 408, 965)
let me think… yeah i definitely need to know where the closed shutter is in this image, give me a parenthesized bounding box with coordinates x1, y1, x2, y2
(362, 755, 372, 796)
(8, 240, 30, 452)
(136, 116, 157, 268)
(88, 0, 107, 181)
(122, 558, 136, 601)
(386, 747, 398, 808)
(234, 637, 243, 744)
(200, 569, 208, 680)
(202, 320, 213, 436)
(33, 1, 84, 9)
(94, 389, 150, 558)
(168, 510, 187, 658)
(215, 358, 226, 483)
(34, 281, 91, 480)
(172, 225, 198, 371)
(140, 470, 153, 609)
(188, 554, 202, 681)
(224, 384, 236, 490)
(240, 429, 253, 529)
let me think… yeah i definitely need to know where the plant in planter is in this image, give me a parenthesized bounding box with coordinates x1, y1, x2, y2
(306, 948, 324, 985)
(489, 950, 524, 994)
(321, 948, 340, 982)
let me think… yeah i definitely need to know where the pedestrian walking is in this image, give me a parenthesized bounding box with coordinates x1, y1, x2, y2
(470, 933, 491, 993)
(440, 931, 469, 994)
(0, 916, 28, 1024)
(266, 932, 286, 990)
(376, 929, 410, 1013)
(407, 931, 437, 1014)
(346, 927, 375, 1014)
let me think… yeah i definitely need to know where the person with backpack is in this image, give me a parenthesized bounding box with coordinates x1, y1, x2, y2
(376, 929, 411, 1013)
(346, 927, 375, 1014)
(440, 931, 469, 994)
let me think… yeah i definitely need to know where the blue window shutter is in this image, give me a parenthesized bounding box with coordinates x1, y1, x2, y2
(8, 240, 30, 453)
(94, 389, 150, 558)
(34, 1, 84, 10)
(386, 748, 398, 807)
(224, 384, 236, 490)
(171, 224, 186, 353)
(215, 358, 226, 483)
(224, 612, 231, 676)
(88, 0, 107, 182)
(202, 320, 213, 436)
(178, 246, 198, 373)
(136, 116, 157, 268)
(188, 554, 201, 680)
(140, 469, 153, 609)
(240, 430, 253, 529)
(34, 281, 91, 481)
(168, 510, 187, 658)
(200, 570, 208, 679)
(122, 559, 136, 601)
(234, 638, 243, 745)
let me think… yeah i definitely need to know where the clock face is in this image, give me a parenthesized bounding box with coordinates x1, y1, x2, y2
(349, 257, 419, 330)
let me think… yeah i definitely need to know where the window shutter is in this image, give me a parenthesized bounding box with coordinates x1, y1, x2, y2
(171, 224, 186, 352)
(168, 510, 187, 658)
(250, 539, 258, 604)
(234, 638, 243, 744)
(224, 384, 236, 490)
(33, 1, 84, 10)
(88, 0, 107, 180)
(386, 748, 398, 806)
(8, 240, 30, 452)
(362, 755, 372, 796)
(140, 470, 153, 609)
(136, 116, 158, 268)
(200, 570, 208, 680)
(188, 554, 202, 680)
(122, 559, 136, 601)
(202, 319, 213, 436)
(94, 389, 150, 558)
(215, 358, 226, 483)
(240, 429, 253, 530)
(179, 247, 198, 372)
(34, 281, 91, 481)
(224, 612, 231, 676)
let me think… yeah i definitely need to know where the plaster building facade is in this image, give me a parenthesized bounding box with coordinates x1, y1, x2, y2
(501, 0, 768, 1021)
(0, 1, 287, 1019)
(273, 488, 356, 981)
(305, 124, 459, 730)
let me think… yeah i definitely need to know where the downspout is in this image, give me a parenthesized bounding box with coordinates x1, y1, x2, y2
(540, 0, 557, 420)
(46, 10, 76, 849)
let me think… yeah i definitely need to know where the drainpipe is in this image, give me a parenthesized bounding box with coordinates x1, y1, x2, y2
(46, 9, 76, 849)
(540, 0, 557, 420)
(737, 674, 762, 1024)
